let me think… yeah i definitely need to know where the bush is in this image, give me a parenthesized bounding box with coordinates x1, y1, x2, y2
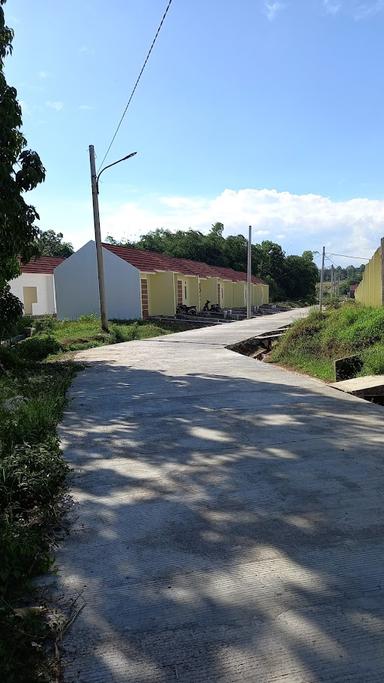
(360, 344, 384, 376)
(15, 335, 62, 361)
(0, 438, 68, 513)
(0, 286, 24, 340)
(111, 322, 139, 343)
(33, 317, 55, 334)
(0, 346, 26, 370)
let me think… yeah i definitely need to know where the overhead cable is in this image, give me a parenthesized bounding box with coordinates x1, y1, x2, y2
(327, 252, 370, 261)
(98, 0, 174, 171)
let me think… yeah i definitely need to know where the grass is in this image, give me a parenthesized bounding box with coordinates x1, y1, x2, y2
(0, 349, 76, 682)
(269, 302, 384, 382)
(28, 314, 194, 357)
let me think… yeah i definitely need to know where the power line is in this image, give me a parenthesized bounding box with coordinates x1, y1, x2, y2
(327, 252, 370, 261)
(97, 0, 174, 172)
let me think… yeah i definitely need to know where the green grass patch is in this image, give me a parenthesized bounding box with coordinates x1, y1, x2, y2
(21, 315, 194, 361)
(0, 350, 76, 681)
(270, 303, 384, 381)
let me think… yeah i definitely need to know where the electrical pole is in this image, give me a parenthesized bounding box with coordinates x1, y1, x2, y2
(89, 144, 109, 332)
(331, 264, 335, 300)
(247, 225, 252, 319)
(319, 246, 325, 312)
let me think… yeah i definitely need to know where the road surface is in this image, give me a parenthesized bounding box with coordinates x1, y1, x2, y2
(53, 309, 384, 682)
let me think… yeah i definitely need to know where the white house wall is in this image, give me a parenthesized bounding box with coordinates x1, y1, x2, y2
(54, 241, 142, 320)
(9, 273, 56, 315)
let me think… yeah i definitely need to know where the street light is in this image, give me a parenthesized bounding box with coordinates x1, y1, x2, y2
(89, 145, 137, 332)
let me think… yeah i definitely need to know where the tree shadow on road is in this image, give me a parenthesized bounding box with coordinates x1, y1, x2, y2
(53, 357, 384, 682)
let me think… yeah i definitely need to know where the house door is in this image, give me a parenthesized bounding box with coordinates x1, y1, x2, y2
(141, 279, 149, 319)
(177, 280, 183, 305)
(23, 286, 38, 315)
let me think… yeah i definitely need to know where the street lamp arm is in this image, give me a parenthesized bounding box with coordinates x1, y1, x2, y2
(96, 152, 137, 192)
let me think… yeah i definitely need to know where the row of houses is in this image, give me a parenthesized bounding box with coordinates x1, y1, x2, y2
(9, 240, 269, 319)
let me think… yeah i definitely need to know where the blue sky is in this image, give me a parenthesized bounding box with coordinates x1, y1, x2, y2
(5, 0, 384, 263)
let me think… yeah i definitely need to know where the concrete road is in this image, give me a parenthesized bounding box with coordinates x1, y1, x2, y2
(54, 309, 384, 682)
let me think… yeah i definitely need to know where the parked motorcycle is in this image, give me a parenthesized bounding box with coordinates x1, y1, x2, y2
(176, 304, 197, 315)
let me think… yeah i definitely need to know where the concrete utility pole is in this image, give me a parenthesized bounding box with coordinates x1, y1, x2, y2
(319, 245, 326, 312)
(89, 145, 109, 332)
(247, 225, 252, 319)
(89, 145, 137, 332)
(331, 264, 335, 299)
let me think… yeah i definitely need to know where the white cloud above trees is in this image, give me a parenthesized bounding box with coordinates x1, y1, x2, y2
(100, 188, 384, 261)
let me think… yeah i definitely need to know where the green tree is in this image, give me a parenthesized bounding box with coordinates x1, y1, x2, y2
(0, 2, 45, 330)
(282, 253, 319, 301)
(36, 229, 74, 257)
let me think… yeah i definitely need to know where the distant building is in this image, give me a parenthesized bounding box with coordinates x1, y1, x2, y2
(54, 240, 269, 320)
(9, 256, 64, 315)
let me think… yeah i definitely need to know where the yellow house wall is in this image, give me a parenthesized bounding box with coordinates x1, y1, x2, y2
(355, 247, 383, 307)
(256, 285, 261, 306)
(261, 284, 269, 304)
(199, 278, 218, 309)
(233, 282, 245, 307)
(147, 271, 175, 316)
(174, 273, 199, 307)
(223, 281, 235, 308)
(187, 276, 199, 307)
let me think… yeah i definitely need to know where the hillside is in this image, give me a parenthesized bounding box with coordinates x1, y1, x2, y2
(270, 303, 384, 381)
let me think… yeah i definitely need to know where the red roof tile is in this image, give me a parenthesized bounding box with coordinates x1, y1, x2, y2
(21, 256, 65, 274)
(103, 244, 265, 284)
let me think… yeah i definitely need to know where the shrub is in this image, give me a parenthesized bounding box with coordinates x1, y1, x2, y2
(0, 346, 26, 370)
(33, 317, 55, 334)
(0, 438, 68, 513)
(0, 286, 24, 340)
(360, 344, 384, 376)
(15, 335, 62, 361)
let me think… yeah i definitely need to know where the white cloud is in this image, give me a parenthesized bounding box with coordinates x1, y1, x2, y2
(100, 188, 384, 261)
(353, 0, 384, 20)
(79, 104, 94, 111)
(323, 0, 342, 15)
(79, 45, 94, 55)
(38, 70, 49, 79)
(264, 1, 284, 21)
(45, 100, 63, 111)
(323, 0, 384, 19)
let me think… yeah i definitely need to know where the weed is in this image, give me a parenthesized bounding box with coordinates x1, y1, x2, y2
(270, 303, 384, 381)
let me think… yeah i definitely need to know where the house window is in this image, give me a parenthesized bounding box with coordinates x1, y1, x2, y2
(184, 282, 188, 303)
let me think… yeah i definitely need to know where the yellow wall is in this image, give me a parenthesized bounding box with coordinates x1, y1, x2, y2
(355, 246, 383, 307)
(233, 282, 245, 307)
(252, 284, 260, 306)
(142, 268, 269, 315)
(174, 273, 199, 307)
(147, 271, 175, 316)
(251, 283, 270, 306)
(199, 278, 216, 309)
(223, 281, 235, 308)
(261, 284, 269, 304)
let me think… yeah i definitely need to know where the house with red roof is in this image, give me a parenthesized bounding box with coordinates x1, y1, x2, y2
(9, 255, 64, 315)
(54, 240, 269, 320)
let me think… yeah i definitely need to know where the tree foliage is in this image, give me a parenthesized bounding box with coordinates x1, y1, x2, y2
(107, 224, 320, 302)
(0, 1, 45, 321)
(36, 229, 74, 258)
